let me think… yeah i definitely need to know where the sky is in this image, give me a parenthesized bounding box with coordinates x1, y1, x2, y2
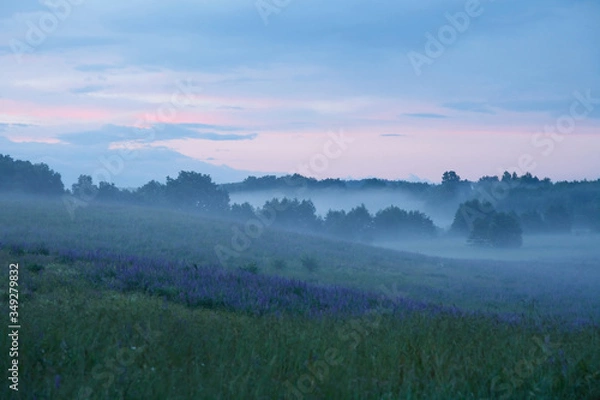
(0, 0, 599, 188)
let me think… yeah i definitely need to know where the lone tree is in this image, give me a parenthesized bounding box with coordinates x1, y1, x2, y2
(450, 199, 495, 236)
(468, 212, 523, 248)
(452, 199, 523, 248)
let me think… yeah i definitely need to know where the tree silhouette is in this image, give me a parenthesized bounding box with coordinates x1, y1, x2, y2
(165, 171, 230, 214)
(468, 212, 522, 248)
(544, 204, 572, 233)
(0, 154, 64, 195)
(71, 175, 98, 200)
(450, 199, 495, 236)
(442, 171, 461, 184)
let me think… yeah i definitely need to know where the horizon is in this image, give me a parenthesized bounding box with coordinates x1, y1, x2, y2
(4, 152, 600, 190)
(1, 1, 599, 187)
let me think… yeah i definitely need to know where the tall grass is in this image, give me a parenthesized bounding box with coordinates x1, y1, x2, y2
(1, 248, 599, 399)
(1, 197, 599, 398)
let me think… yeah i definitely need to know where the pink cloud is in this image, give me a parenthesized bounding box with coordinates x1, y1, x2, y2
(0, 99, 116, 125)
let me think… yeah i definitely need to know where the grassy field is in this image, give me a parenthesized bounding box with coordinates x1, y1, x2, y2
(1, 196, 598, 319)
(1, 196, 600, 398)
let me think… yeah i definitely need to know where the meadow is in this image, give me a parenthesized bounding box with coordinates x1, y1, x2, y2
(1, 195, 599, 399)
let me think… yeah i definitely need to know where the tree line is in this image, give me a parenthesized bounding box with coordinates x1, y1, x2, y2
(2, 154, 599, 248)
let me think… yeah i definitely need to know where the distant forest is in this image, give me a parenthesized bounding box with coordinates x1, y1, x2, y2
(1, 154, 599, 248)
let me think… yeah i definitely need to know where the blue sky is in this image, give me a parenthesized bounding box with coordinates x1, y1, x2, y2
(0, 0, 599, 187)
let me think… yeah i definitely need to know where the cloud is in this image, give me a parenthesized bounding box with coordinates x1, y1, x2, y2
(0, 135, 262, 187)
(443, 102, 496, 114)
(0, 123, 34, 132)
(403, 113, 448, 119)
(58, 124, 257, 146)
(177, 123, 244, 132)
(59, 125, 147, 146)
(380, 134, 408, 137)
(69, 85, 108, 94)
(196, 132, 257, 141)
(1, 0, 599, 182)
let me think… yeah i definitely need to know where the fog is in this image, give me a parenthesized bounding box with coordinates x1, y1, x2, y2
(227, 188, 600, 321)
(2, 193, 599, 324)
(374, 233, 600, 262)
(229, 188, 456, 228)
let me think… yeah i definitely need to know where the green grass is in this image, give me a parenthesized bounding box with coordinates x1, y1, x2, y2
(1, 196, 600, 398)
(1, 196, 599, 319)
(1, 250, 599, 399)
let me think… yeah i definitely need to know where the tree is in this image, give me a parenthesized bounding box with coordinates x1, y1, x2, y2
(519, 172, 540, 185)
(71, 175, 98, 200)
(135, 180, 167, 205)
(165, 171, 230, 214)
(344, 204, 374, 242)
(450, 199, 495, 236)
(592, 198, 600, 233)
(442, 171, 461, 185)
(0, 154, 64, 195)
(373, 206, 435, 238)
(544, 204, 572, 233)
(468, 212, 522, 248)
(97, 181, 122, 202)
(520, 210, 545, 234)
(230, 202, 256, 220)
(323, 210, 348, 237)
(488, 212, 523, 248)
(259, 198, 319, 231)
